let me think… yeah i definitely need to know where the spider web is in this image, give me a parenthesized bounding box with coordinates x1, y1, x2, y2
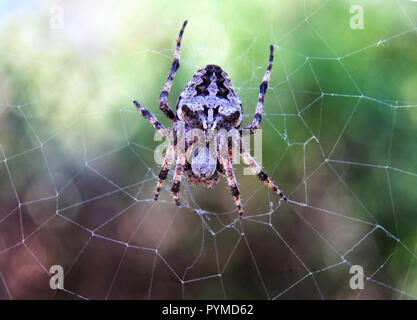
(1, 0, 417, 300)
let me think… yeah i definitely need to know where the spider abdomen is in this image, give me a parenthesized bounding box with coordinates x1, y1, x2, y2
(177, 64, 243, 131)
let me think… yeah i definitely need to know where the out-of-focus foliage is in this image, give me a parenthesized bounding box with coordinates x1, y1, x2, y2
(0, 0, 416, 300)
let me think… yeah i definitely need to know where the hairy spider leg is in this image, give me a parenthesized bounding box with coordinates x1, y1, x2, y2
(171, 146, 186, 207)
(240, 143, 287, 201)
(154, 142, 175, 201)
(133, 100, 169, 137)
(159, 20, 188, 122)
(218, 135, 244, 217)
(243, 45, 274, 134)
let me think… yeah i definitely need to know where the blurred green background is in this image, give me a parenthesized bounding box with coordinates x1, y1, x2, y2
(0, 0, 417, 299)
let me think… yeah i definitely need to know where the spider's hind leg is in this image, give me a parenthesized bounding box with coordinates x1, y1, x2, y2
(243, 45, 274, 134)
(159, 20, 188, 121)
(133, 100, 169, 137)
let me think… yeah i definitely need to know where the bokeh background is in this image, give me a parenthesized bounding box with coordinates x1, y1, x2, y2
(0, 0, 417, 300)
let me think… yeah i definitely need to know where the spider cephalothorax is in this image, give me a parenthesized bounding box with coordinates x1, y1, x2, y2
(133, 20, 286, 217)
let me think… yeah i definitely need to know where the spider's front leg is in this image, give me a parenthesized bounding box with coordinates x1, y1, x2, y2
(171, 128, 186, 206)
(243, 44, 274, 134)
(240, 141, 287, 201)
(159, 20, 188, 122)
(154, 142, 175, 201)
(217, 134, 244, 217)
(171, 153, 185, 207)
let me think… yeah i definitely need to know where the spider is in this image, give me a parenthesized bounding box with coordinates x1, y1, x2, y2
(133, 20, 287, 217)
